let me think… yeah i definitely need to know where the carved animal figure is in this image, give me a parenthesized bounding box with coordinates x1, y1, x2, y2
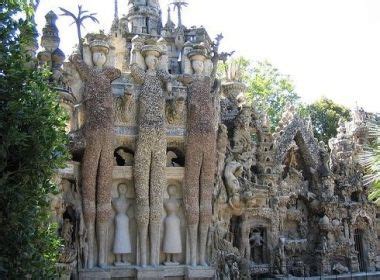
(224, 161, 243, 209)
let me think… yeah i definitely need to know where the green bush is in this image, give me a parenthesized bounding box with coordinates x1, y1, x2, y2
(0, 0, 68, 278)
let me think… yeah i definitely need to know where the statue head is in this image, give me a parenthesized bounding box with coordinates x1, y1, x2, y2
(167, 185, 177, 197)
(142, 45, 161, 71)
(92, 51, 107, 67)
(88, 33, 110, 68)
(117, 183, 128, 196)
(188, 47, 207, 74)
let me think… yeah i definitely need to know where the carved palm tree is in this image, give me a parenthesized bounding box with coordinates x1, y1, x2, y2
(59, 5, 99, 57)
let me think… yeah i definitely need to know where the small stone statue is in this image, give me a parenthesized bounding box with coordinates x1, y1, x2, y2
(62, 219, 74, 248)
(131, 41, 172, 267)
(112, 184, 132, 266)
(69, 33, 121, 268)
(163, 185, 182, 265)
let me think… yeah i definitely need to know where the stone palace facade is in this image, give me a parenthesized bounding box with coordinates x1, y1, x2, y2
(37, 1, 380, 279)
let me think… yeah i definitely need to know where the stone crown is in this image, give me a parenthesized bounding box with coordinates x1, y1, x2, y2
(188, 47, 208, 61)
(88, 34, 110, 54)
(141, 45, 162, 57)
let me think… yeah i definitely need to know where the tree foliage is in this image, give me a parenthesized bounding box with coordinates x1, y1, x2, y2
(359, 121, 380, 205)
(217, 56, 251, 83)
(0, 0, 68, 278)
(246, 60, 300, 130)
(300, 97, 351, 144)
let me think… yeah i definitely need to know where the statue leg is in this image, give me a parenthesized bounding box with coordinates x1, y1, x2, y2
(81, 135, 101, 269)
(199, 136, 216, 266)
(134, 135, 151, 267)
(150, 133, 166, 266)
(184, 138, 202, 267)
(96, 136, 113, 268)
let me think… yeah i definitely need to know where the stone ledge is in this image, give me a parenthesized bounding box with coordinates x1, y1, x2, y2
(113, 166, 184, 180)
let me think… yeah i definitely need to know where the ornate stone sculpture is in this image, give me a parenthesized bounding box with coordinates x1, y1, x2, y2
(178, 41, 220, 266)
(112, 184, 132, 266)
(69, 33, 121, 268)
(130, 42, 172, 267)
(163, 185, 182, 265)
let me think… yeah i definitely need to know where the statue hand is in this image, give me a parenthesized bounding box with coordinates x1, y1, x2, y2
(167, 82, 173, 93)
(69, 53, 81, 63)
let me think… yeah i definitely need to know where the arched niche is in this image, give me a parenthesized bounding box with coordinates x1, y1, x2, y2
(166, 147, 185, 167)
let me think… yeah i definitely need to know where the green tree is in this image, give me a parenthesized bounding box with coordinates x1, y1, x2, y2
(359, 121, 380, 205)
(217, 56, 251, 83)
(300, 97, 351, 144)
(0, 0, 68, 278)
(246, 60, 300, 130)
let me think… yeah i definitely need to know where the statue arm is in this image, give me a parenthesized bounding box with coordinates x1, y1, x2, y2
(177, 74, 193, 85)
(130, 63, 145, 84)
(104, 67, 121, 82)
(157, 70, 173, 94)
(69, 54, 90, 81)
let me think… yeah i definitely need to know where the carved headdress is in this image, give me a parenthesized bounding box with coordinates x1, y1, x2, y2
(87, 33, 110, 54)
(141, 45, 162, 58)
(188, 44, 208, 61)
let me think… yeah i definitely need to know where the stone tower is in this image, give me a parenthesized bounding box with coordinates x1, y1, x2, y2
(127, 0, 162, 35)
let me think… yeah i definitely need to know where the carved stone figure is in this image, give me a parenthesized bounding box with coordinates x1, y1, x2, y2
(214, 124, 229, 202)
(112, 184, 132, 266)
(224, 161, 243, 209)
(62, 219, 74, 247)
(178, 43, 220, 266)
(163, 185, 182, 265)
(69, 33, 121, 268)
(131, 42, 172, 267)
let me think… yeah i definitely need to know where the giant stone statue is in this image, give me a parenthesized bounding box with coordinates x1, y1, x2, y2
(130, 41, 172, 267)
(69, 33, 121, 268)
(178, 41, 220, 266)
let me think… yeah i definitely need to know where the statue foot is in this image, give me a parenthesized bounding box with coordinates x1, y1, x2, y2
(99, 263, 108, 269)
(200, 261, 208, 267)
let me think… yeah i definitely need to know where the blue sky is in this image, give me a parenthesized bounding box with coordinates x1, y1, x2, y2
(35, 0, 380, 112)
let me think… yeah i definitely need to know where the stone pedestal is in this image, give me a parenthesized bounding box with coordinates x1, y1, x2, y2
(185, 267, 215, 279)
(79, 266, 215, 279)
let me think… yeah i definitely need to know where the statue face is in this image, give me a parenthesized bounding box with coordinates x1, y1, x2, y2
(192, 59, 204, 74)
(145, 54, 158, 70)
(118, 184, 127, 196)
(167, 185, 177, 196)
(92, 51, 107, 67)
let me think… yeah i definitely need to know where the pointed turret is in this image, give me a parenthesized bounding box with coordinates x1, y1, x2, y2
(111, 0, 119, 30)
(164, 6, 175, 31)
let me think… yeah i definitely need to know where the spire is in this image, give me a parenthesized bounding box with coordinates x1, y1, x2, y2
(171, 0, 188, 27)
(111, 0, 119, 31)
(114, 0, 119, 21)
(165, 6, 175, 30)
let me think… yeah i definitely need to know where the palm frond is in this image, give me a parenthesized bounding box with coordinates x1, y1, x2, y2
(59, 7, 77, 20)
(81, 14, 99, 24)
